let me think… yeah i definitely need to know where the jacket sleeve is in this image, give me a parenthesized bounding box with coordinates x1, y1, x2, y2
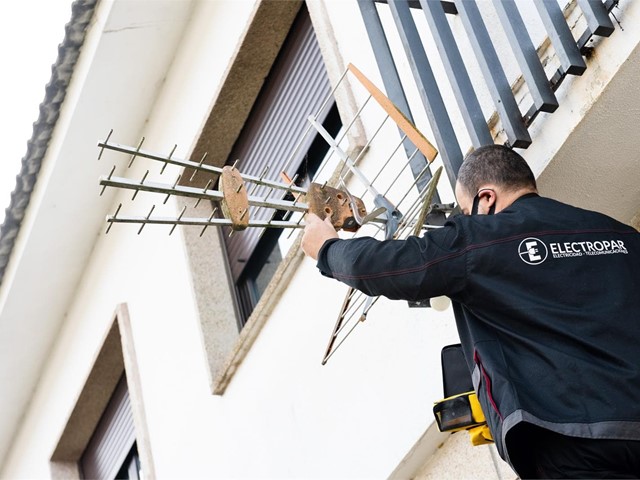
(316, 220, 468, 301)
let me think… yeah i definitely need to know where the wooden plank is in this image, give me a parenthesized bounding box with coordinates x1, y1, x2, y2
(347, 63, 438, 162)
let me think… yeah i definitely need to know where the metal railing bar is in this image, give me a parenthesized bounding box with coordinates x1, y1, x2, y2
(388, 0, 464, 186)
(455, 0, 531, 149)
(420, 0, 493, 148)
(525, 0, 620, 127)
(357, 0, 437, 195)
(493, 0, 559, 114)
(577, 0, 615, 37)
(533, 0, 587, 76)
(374, 0, 457, 15)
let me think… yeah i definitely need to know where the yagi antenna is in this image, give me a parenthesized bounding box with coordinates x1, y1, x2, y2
(97, 141, 378, 233)
(95, 64, 454, 365)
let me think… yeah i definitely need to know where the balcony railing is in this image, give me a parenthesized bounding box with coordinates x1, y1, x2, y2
(358, 0, 619, 187)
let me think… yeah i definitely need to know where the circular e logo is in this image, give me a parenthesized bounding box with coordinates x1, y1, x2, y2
(518, 237, 548, 265)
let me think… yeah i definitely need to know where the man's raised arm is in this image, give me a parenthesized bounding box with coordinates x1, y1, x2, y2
(302, 213, 466, 301)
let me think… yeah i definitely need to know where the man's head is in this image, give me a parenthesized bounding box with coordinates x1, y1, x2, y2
(455, 144, 537, 215)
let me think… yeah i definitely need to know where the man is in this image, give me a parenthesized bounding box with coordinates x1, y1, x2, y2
(302, 145, 640, 479)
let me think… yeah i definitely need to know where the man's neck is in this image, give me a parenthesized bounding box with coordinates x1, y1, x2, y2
(496, 187, 538, 213)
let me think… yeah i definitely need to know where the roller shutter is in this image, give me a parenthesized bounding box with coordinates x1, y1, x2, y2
(80, 375, 136, 479)
(224, 6, 333, 281)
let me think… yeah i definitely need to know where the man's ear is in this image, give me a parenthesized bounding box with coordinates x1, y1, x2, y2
(482, 189, 496, 207)
(477, 188, 497, 214)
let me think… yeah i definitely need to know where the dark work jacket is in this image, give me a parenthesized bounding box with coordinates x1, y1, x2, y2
(317, 194, 640, 466)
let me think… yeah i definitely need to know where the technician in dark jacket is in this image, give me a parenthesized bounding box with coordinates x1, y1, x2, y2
(302, 145, 640, 479)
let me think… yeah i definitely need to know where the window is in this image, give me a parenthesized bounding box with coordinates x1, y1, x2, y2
(222, 5, 341, 327)
(79, 374, 140, 479)
(233, 105, 341, 324)
(49, 305, 154, 478)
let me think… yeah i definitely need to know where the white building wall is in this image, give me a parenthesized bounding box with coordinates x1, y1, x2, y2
(2, 0, 639, 478)
(0, 0, 258, 477)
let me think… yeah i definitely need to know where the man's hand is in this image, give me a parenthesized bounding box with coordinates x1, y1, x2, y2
(302, 213, 338, 260)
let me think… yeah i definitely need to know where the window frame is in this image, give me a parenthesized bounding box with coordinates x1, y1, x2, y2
(49, 304, 155, 479)
(221, 4, 335, 307)
(181, 0, 368, 395)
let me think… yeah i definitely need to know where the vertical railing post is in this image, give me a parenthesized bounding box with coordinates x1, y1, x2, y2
(534, 0, 587, 75)
(357, 0, 436, 194)
(419, 0, 493, 149)
(455, 0, 531, 148)
(388, 0, 464, 185)
(493, 0, 559, 114)
(577, 0, 615, 37)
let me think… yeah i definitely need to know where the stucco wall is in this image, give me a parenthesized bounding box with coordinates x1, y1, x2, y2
(2, 0, 639, 478)
(0, 0, 259, 477)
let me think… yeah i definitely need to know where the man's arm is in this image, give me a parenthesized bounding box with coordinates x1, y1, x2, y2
(303, 214, 467, 301)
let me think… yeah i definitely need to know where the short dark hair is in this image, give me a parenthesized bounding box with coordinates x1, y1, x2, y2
(457, 144, 537, 196)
